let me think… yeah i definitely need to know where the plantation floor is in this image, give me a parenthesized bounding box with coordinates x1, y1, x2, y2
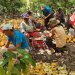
(29, 43, 75, 72)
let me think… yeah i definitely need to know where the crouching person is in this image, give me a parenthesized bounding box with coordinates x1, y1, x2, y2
(46, 18, 66, 54)
(0, 23, 30, 55)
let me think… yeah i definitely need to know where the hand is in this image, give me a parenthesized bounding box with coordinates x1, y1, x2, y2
(7, 45, 16, 51)
(49, 33, 52, 37)
(42, 16, 47, 20)
(44, 17, 47, 20)
(0, 47, 8, 55)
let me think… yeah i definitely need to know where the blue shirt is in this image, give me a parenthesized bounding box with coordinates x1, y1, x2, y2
(42, 6, 52, 16)
(8, 30, 29, 49)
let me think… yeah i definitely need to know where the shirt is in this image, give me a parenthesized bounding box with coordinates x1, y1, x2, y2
(70, 13, 75, 26)
(56, 11, 65, 23)
(20, 19, 33, 32)
(8, 30, 29, 49)
(50, 26, 66, 48)
(42, 6, 52, 16)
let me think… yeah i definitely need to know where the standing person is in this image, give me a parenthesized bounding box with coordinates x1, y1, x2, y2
(0, 24, 29, 52)
(41, 4, 53, 29)
(46, 18, 66, 53)
(56, 8, 65, 24)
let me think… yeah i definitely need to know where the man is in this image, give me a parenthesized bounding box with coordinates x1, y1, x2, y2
(56, 8, 65, 24)
(1, 23, 29, 52)
(41, 4, 53, 29)
(46, 18, 66, 53)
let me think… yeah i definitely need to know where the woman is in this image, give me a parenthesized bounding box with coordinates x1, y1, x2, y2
(20, 13, 34, 33)
(1, 23, 29, 52)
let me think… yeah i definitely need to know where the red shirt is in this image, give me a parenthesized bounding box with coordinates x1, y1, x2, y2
(70, 13, 75, 26)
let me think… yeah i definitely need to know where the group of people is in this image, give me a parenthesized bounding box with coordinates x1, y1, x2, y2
(0, 4, 75, 56)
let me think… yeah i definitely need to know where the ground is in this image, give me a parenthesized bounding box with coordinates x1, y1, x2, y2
(29, 43, 75, 73)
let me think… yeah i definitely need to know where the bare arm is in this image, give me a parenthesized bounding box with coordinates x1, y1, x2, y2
(5, 41, 11, 48)
(44, 14, 51, 19)
(8, 43, 21, 51)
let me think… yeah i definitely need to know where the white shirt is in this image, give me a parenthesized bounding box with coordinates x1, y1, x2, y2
(20, 19, 33, 32)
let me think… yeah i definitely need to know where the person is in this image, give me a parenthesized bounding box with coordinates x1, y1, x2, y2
(27, 10, 43, 31)
(41, 4, 53, 29)
(20, 13, 35, 39)
(56, 8, 65, 24)
(69, 10, 75, 29)
(45, 18, 66, 53)
(27, 10, 36, 24)
(65, 14, 73, 31)
(0, 23, 29, 52)
(20, 13, 34, 33)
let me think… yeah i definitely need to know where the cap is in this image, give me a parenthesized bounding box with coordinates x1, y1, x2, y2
(22, 13, 29, 18)
(1, 23, 13, 30)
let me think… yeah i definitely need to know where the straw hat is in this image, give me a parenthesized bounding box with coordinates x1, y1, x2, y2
(48, 18, 60, 27)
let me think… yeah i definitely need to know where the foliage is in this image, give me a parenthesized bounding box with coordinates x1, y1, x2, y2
(20, 0, 27, 13)
(48, 0, 75, 15)
(0, 49, 36, 75)
(0, 64, 6, 75)
(0, 0, 75, 18)
(0, 0, 22, 18)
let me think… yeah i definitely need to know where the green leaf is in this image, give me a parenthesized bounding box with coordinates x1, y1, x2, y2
(7, 59, 14, 75)
(11, 67, 20, 75)
(2, 58, 8, 66)
(4, 51, 16, 59)
(0, 61, 3, 65)
(0, 65, 6, 75)
(56, 2, 61, 7)
(14, 63, 22, 72)
(21, 60, 26, 69)
(23, 65, 28, 75)
(17, 49, 28, 55)
(54, 0, 58, 2)
(24, 54, 36, 66)
(17, 49, 36, 66)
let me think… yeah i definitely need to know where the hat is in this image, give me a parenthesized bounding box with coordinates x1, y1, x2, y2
(1, 23, 13, 30)
(22, 13, 29, 18)
(41, 4, 46, 10)
(48, 18, 60, 27)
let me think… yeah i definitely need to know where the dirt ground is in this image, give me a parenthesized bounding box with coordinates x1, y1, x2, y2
(29, 43, 75, 73)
